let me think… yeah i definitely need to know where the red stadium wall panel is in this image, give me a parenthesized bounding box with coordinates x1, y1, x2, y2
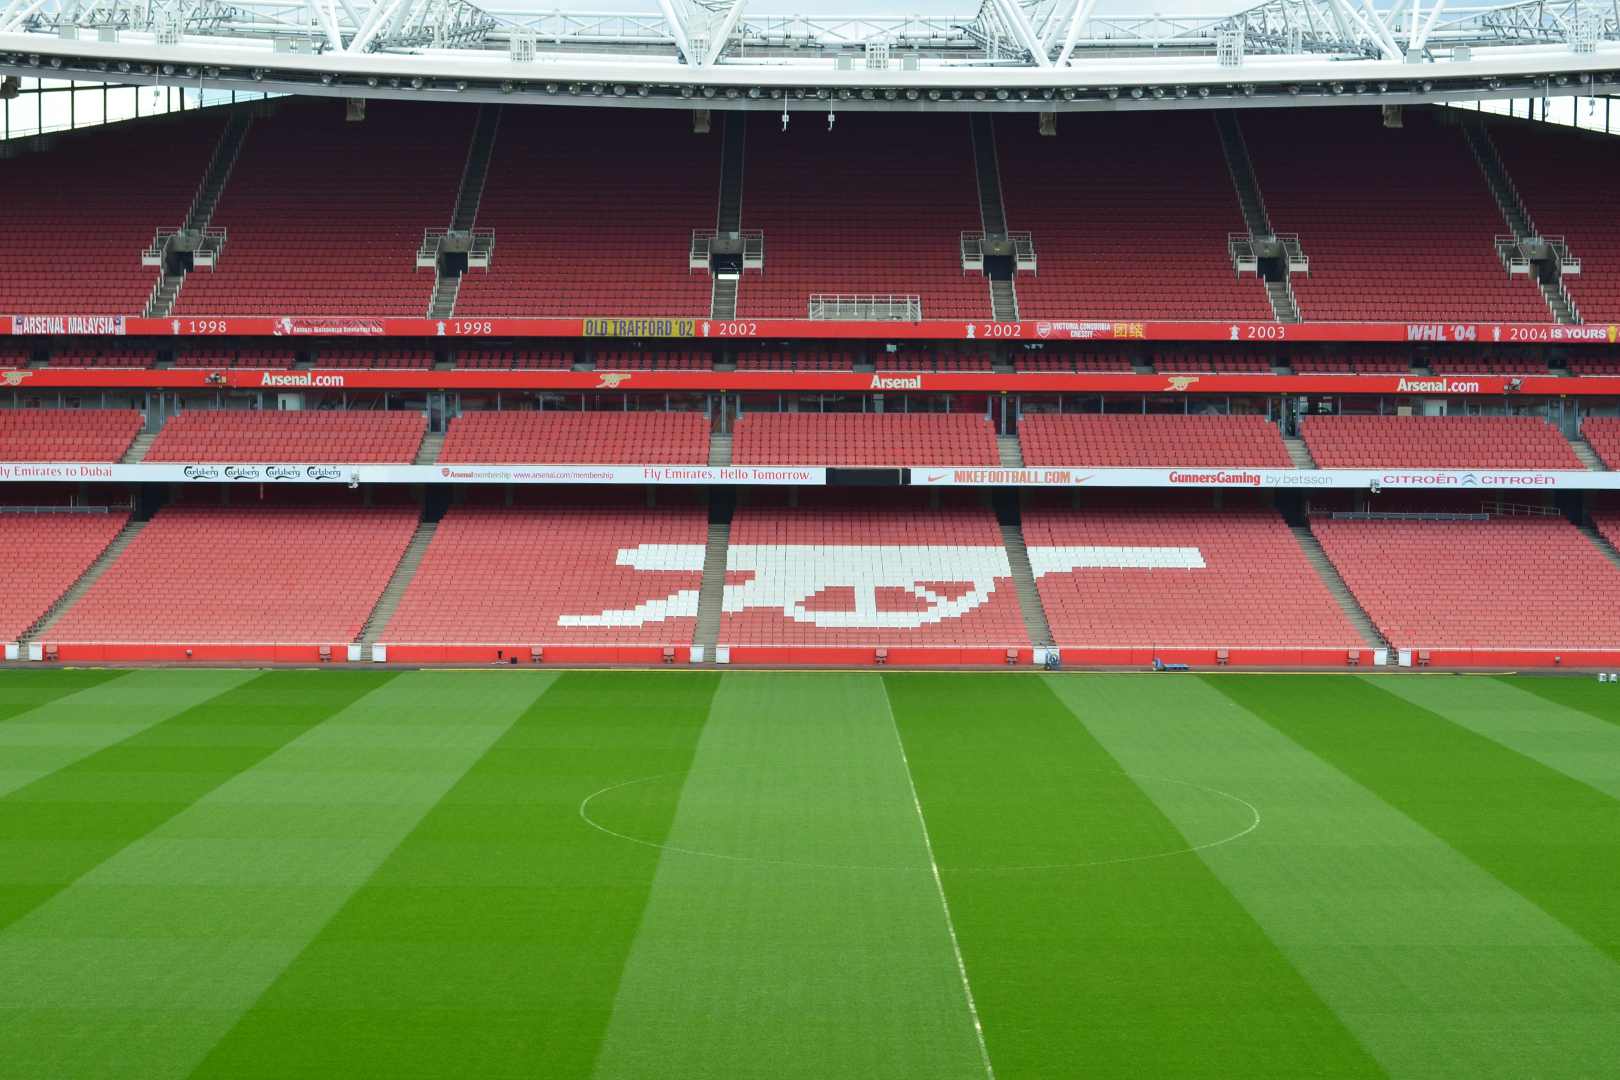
(379, 505, 708, 651)
(436, 411, 710, 465)
(452, 107, 718, 318)
(730, 412, 1001, 467)
(718, 507, 1029, 649)
(172, 99, 473, 317)
(0, 512, 130, 643)
(734, 112, 991, 321)
(43, 504, 419, 658)
(1299, 415, 1585, 469)
(993, 112, 1275, 322)
(144, 410, 428, 463)
(1313, 515, 1620, 653)
(1023, 508, 1364, 657)
(1018, 413, 1294, 468)
(0, 409, 144, 462)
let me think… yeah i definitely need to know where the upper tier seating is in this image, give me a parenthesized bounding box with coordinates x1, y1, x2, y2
(45, 504, 418, 645)
(1018, 414, 1293, 468)
(1569, 356, 1620, 377)
(1241, 108, 1552, 323)
(1024, 508, 1362, 649)
(1017, 352, 1135, 373)
(456, 349, 573, 370)
(1289, 355, 1356, 375)
(172, 346, 297, 369)
(736, 112, 990, 320)
(719, 507, 1029, 647)
(144, 410, 427, 463)
(1315, 515, 1620, 649)
(48, 347, 155, 368)
(994, 112, 1275, 322)
(436, 411, 710, 464)
(597, 350, 712, 371)
(1299, 415, 1583, 469)
(731, 413, 1001, 467)
(1577, 418, 1620, 470)
(1155, 353, 1272, 374)
(172, 99, 471, 316)
(874, 353, 995, 372)
(1490, 123, 1620, 323)
(316, 348, 434, 370)
(735, 351, 851, 372)
(453, 108, 716, 318)
(0, 113, 222, 316)
(381, 505, 707, 646)
(0, 512, 131, 641)
(0, 409, 144, 461)
(1431, 355, 1547, 376)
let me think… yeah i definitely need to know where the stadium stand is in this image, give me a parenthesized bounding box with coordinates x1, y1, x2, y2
(873, 353, 996, 373)
(1154, 353, 1272, 374)
(1577, 418, 1620, 470)
(455, 348, 573, 370)
(1490, 122, 1620, 323)
(0, 114, 223, 316)
(0, 408, 143, 461)
(0, 511, 132, 642)
(1241, 108, 1552, 323)
(734, 351, 851, 372)
(1314, 514, 1620, 649)
(1018, 414, 1293, 468)
(48, 346, 156, 368)
(1024, 507, 1362, 650)
(1288, 355, 1356, 375)
(1298, 415, 1584, 469)
(45, 504, 418, 646)
(596, 350, 713, 371)
(315, 347, 435, 370)
(731, 412, 1001, 467)
(144, 410, 428, 463)
(436, 410, 710, 464)
(1017, 352, 1136, 373)
(735, 112, 990, 320)
(719, 506, 1028, 648)
(994, 112, 1275, 322)
(1568, 355, 1620, 377)
(232, 347, 298, 369)
(1348, 354, 1413, 374)
(453, 107, 717, 317)
(171, 99, 470, 316)
(380, 505, 707, 647)
(1430, 355, 1547, 376)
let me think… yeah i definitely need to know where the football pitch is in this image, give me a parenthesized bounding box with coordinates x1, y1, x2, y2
(2, 668, 1619, 1079)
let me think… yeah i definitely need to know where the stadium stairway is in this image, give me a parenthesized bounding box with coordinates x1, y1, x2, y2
(415, 432, 444, 465)
(1214, 110, 1301, 324)
(997, 435, 1024, 468)
(1568, 431, 1605, 471)
(1000, 523, 1055, 647)
(20, 520, 144, 647)
(145, 111, 253, 319)
(709, 112, 747, 321)
(692, 521, 730, 660)
(429, 103, 502, 320)
(968, 114, 1020, 321)
(1292, 524, 1394, 662)
(121, 433, 157, 463)
(1581, 524, 1620, 572)
(359, 520, 436, 659)
(1283, 435, 1317, 469)
(709, 433, 732, 466)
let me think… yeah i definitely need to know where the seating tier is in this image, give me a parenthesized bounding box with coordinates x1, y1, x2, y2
(436, 411, 710, 464)
(0, 512, 130, 641)
(1299, 415, 1583, 469)
(145, 411, 428, 463)
(0, 409, 143, 461)
(1018, 414, 1293, 468)
(731, 413, 1000, 467)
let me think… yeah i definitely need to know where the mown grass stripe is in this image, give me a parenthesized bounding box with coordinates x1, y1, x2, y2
(0, 669, 396, 935)
(590, 673, 987, 1080)
(1498, 674, 1620, 729)
(1069, 673, 1620, 1080)
(0, 669, 128, 724)
(0, 670, 552, 1080)
(886, 673, 1385, 1080)
(185, 670, 718, 1080)
(1218, 674, 1620, 966)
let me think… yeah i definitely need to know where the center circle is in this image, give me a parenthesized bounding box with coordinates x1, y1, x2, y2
(580, 762, 1259, 873)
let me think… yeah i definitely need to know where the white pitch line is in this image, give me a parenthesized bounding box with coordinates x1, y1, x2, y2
(882, 687, 997, 1080)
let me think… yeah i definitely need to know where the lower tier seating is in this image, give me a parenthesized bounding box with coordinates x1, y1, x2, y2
(735, 352, 852, 372)
(1024, 508, 1361, 648)
(1315, 515, 1620, 649)
(46, 504, 418, 645)
(145, 410, 428, 463)
(596, 350, 712, 371)
(1018, 414, 1293, 468)
(0, 409, 144, 461)
(1299, 415, 1584, 469)
(719, 507, 1028, 648)
(1154, 353, 1272, 374)
(1016, 353, 1135, 374)
(0, 511, 130, 641)
(381, 505, 708, 646)
(436, 411, 711, 464)
(456, 349, 574, 370)
(1578, 418, 1620, 470)
(873, 353, 995, 373)
(731, 413, 1000, 467)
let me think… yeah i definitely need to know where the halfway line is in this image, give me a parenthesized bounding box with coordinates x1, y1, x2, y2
(880, 679, 997, 1080)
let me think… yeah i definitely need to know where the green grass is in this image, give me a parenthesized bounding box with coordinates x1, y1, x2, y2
(1, 668, 1619, 1079)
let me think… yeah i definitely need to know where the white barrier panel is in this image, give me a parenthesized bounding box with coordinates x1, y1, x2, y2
(689, 645, 706, 663)
(3, 643, 16, 661)
(912, 467, 1617, 490)
(371, 645, 387, 663)
(347, 644, 363, 662)
(0, 463, 826, 486)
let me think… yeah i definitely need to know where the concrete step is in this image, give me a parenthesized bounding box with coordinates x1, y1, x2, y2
(414, 432, 444, 466)
(1568, 433, 1605, 471)
(996, 435, 1023, 468)
(1291, 525, 1393, 661)
(1282, 435, 1316, 470)
(989, 279, 1018, 321)
(428, 275, 460, 320)
(22, 520, 144, 644)
(122, 432, 157, 464)
(1581, 524, 1620, 572)
(691, 522, 731, 659)
(711, 277, 738, 320)
(361, 521, 436, 656)
(1000, 523, 1054, 648)
(708, 433, 732, 466)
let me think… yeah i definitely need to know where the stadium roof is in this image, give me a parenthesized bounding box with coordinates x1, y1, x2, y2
(1, 0, 1616, 111)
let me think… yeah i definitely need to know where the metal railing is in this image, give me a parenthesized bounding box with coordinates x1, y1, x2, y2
(961, 231, 1035, 273)
(807, 294, 921, 321)
(1227, 231, 1308, 275)
(691, 230, 765, 271)
(418, 228, 495, 270)
(1495, 234, 1580, 275)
